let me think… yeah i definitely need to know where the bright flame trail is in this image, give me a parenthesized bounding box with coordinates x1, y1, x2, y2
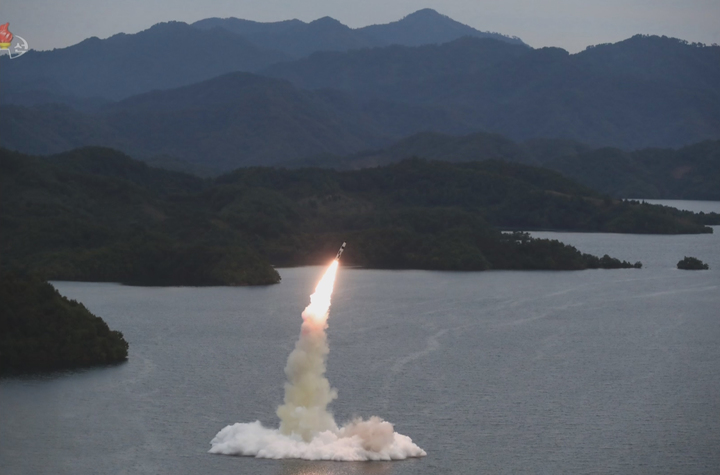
(209, 258, 426, 461)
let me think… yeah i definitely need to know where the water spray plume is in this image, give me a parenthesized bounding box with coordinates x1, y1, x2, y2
(210, 252, 426, 461)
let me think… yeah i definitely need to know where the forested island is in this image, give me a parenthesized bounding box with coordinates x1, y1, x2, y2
(0, 272, 128, 374)
(2, 147, 715, 285)
(677, 257, 710, 270)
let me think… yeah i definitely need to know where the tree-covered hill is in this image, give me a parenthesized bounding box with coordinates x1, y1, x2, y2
(265, 35, 720, 149)
(547, 141, 720, 200)
(0, 147, 280, 286)
(0, 72, 474, 171)
(284, 131, 592, 169)
(286, 132, 720, 200)
(3, 147, 714, 284)
(0, 22, 290, 105)
(0, 272, 129, 374)
(2, 32, 718, 166)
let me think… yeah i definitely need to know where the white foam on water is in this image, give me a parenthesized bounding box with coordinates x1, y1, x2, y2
(209, 419, 426, 461)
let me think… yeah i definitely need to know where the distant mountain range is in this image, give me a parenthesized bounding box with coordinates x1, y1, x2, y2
(1, 72, 476, 170)
(192, 8, 524, 58)
(0, 9, 523, 105)
(264, 34, 720, 149)
(0, 9, 718, 179)
(0, 22, 289, 104)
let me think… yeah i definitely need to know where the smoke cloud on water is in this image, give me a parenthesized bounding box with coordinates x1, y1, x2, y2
(209, 260, 426, 461)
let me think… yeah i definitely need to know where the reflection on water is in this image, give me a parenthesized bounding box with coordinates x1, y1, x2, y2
(275, 459, 400, 475)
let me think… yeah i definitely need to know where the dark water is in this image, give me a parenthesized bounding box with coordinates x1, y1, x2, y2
(2, 201, 719, 474)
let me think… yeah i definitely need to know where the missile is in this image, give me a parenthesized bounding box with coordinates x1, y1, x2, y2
(335, 242, 347, 260)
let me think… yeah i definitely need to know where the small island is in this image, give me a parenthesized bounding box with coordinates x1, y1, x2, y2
(677, 256, 710, 270)
(0, 272, 129, 375)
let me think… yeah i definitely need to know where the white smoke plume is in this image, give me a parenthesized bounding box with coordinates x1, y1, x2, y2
(276, 260, 339, 441)
(209, 260, 426, 461)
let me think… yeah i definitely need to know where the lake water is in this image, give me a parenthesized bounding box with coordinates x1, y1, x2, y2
(2, 201, 719, 474)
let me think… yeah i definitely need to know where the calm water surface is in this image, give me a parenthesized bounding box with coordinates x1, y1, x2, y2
(1, 201, 719, 474)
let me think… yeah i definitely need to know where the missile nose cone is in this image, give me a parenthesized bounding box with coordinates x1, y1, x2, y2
(336, 242, 347, 259)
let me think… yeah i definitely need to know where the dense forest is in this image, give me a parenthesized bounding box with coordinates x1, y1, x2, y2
(0, 272, 128, 374)
(677, 257, 709, 270)
(263, 34, 720, 150)
(547, 141, 720, 200)
(289, 132, 720, 200)
(3, 147, 716, 285)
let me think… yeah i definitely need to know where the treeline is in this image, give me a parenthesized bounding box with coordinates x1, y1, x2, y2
(546, 142, 720, 200)
(0, 272, 128, 374)
(2, 147, 713, 285)
(289, 132, 720, 201)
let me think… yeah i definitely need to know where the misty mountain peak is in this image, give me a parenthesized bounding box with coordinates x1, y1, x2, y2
(358, 8, 526, 47)
(402, 8, 446, 21)
(144, 21, 193, 34)
(309, 16, 345, 27)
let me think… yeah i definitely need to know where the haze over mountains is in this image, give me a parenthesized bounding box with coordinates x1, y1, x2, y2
(1, 9, 719, 181)
(264, 35, 720, 149)
(192, 8, 524, 58)
(1, 9, 522, 104)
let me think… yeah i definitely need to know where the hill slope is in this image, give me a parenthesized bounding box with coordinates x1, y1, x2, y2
(192, 16, 381, 58)
(3, 147, 715, 285)
(285, 131, 720, 200)
(0, 272, 129, 374)
(0, 22, 289, 104)
(0, 72, 477, 171)
(548, 141, 720, 200)
(358, 9, 524, 46)
(265, 35, 720, 149)
(2, 9, 523, 106)
(0, 147, 281, 285)
(3, 33, 718, 161)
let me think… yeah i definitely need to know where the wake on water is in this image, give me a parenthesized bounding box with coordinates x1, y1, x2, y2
(209, 260, 426, 461)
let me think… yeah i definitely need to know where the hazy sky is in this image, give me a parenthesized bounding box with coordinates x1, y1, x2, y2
(2, 0, 719, 53)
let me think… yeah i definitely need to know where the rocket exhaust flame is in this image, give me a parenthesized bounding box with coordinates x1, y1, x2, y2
(209, 249, 426, 461)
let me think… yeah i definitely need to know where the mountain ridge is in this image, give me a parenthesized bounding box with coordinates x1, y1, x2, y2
(1, 9, 525, 106)
(358, 8, 524, 47)
(0, 70, 484, 170)
(282, 130, 720, 200)
(0, 21, 290, 102)
(192, 8, 525, 58)
(263, 34, 720, 149)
